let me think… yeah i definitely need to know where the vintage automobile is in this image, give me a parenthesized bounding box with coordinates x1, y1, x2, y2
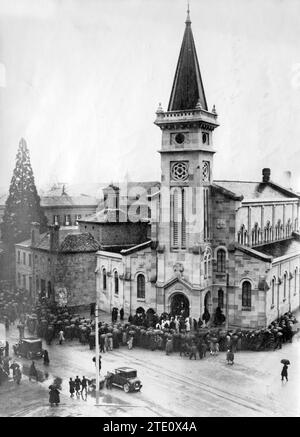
(110, 367, 142, 393)
(13, 338, 44, 360)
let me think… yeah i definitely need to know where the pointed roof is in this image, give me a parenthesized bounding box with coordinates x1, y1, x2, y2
(168, 9, 207, 111)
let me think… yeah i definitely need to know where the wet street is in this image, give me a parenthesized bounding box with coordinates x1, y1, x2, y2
(1, 324, 300, 417)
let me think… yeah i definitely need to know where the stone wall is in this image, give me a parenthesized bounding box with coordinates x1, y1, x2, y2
(79, 222, 149, 247)
(55, 252, 97, 307)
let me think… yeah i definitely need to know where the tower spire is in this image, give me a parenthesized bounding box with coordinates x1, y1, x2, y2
(186, 1, 191, 24)
(168, 7, 207, 111)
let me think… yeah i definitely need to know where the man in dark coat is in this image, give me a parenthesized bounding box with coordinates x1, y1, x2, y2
(189, 343, 197, 360)
(120, 308, 124, 321)
(74, 376, 81, 396)
(49, 385, 60, 406)
(69, 378, 75, 397)
(81, 376, 88, 397)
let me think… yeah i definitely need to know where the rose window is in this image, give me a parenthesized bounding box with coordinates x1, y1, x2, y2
(171, 162, 189, 181)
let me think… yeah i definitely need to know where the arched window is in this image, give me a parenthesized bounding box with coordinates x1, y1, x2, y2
(271, 277, 275, 306)
(171, 189, 179, 248)
(251, 223, 260, 246)
(218, 289, 224, 308)
(114, 271, 119, 295)
(137, 274, 145, 300)
(238, 224, 248, 245)
(283, 272, 287, 300)
(217, 249, 226, 273)
(242, 281, 252, 308)
(102, 268, 107, 290)
(264, 221, 271, 243)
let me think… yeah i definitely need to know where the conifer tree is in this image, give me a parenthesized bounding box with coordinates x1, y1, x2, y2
(1, 138, 47, 278)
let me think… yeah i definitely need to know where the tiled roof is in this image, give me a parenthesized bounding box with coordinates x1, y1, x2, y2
(33, 228, 80, 251)
(254, 238, 300, 259)
(214, 180, 298, 200)
(41, 195, 98, 207)
(60, 233, 100, 253)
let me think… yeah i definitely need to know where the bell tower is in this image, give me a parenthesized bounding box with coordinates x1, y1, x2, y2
(155, 8, 219, 254)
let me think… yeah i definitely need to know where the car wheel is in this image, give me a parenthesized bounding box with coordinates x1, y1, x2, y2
(123, 384, 130, 393)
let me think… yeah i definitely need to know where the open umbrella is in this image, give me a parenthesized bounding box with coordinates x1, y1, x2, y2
(281, 359, 290, 365)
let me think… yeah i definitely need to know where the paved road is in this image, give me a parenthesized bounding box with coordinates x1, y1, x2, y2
(2, 324, 299, 417)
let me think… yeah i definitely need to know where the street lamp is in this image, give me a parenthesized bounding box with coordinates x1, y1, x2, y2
(94, 269, 100, 405)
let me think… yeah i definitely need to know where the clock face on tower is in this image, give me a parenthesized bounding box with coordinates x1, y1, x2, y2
(171, 161, 189, 181)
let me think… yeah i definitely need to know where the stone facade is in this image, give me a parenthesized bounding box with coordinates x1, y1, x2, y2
(95, 13, 300, 328)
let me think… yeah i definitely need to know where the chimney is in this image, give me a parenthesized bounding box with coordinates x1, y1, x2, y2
(31, 222, 40, 245)
(49, 224, 60, 252)
(262, 168, 271, 183)
(283, 170, 293, 190)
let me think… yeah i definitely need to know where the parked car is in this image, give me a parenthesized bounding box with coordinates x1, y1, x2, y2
(111, 367, 142, 393)
(13, 338, 44, 360)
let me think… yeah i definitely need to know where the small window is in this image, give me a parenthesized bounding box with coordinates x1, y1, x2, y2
(137, 274, 145, 300)
(114, 271, 119, 295)
(53, 215, 59, 225)
(283, 272, 287, 300)
(242, 281, 251, 308)
(103, 268, 107, 290)
(28, 254, 32, 267)
(23, 252, 26, 265)
(75, 214, 82, 225)
(64, 214, 71, 226)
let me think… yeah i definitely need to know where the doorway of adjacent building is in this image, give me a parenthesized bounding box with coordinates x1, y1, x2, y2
(204, 290, 212, 317)
(170, 293, 190, 317)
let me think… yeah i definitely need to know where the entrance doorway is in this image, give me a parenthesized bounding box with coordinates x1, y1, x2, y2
(170, 293, 190, 318)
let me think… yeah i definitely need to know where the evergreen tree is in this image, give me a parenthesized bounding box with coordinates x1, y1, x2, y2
(1, 138, 47, 278)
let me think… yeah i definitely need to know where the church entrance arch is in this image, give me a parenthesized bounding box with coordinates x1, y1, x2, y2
(169, 292, 190, 318)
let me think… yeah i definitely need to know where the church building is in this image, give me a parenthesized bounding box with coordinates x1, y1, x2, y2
(95, 10, 300, 328)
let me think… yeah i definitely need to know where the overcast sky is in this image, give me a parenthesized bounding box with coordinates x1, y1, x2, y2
(0, 0, 300, 192)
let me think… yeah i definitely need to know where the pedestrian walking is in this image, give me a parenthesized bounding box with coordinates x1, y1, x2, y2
(81, 376, 88, 397)
(49, 384, 60, 407)
(43, 349, 50, 366)
(74, 376, 81, 396)
(120, 307, 124, 321)
(281, 364, 288, 382)
(58, 329, 65, 345)
(29, 361, 38, 382)
(69, 378, 75, 398)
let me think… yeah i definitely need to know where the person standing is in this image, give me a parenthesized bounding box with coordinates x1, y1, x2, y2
(69, 378, 75, 398)
(81, 376, 88, 397)
(43, 350, 50, 366)
(120, 307, 124, 321)
(189, 343, 197, 360)
(281, 364, 288, 382)
(58, 329, 65, 345)
(226, 349, 234, 365)
(5, 341, 9, 357)
(29, 361, 38, 382)
(49, 384, 60, 407)
(74, 376, 81, 396)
